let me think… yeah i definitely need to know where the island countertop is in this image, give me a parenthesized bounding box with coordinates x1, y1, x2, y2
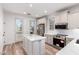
(56, 38, 79, 55)
(23, 34, 46, 41)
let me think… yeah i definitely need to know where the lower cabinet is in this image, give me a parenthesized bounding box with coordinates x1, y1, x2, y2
(44, 34, 53, 45)
(66, 37, 74, 45)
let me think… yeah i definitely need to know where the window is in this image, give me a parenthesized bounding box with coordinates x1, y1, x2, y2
(16, 18, 23, 33)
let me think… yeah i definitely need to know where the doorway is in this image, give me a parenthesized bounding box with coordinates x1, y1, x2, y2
(15, 18, 23, 42)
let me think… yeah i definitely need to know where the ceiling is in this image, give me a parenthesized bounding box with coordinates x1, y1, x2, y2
(2, 3, 77, 18)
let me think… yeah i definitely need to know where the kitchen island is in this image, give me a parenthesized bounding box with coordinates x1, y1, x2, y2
(23, 34, 46, 55)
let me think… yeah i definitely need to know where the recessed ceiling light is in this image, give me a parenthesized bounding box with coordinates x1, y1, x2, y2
(29, 4, 32, 7)
(24, 12, 26, 14)
(44, 10, 47, 13)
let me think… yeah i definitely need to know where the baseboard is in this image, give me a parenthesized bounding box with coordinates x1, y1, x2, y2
(4, 40, 23, 46)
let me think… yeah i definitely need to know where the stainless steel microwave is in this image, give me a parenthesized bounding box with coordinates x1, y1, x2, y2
(55, 23, 68, 29)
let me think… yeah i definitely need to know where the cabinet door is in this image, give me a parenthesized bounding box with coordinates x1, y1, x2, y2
(55, 16, 60, 23)
(48, 35, 51, 44)
(45, 34, 53, 45)
(66, 37, 73, 45)
(68, 13, 79, 29)
(47, 35, 53, 45)
(55, 13, 67, 23)
(47, 35, 50, 44)
(32, 40, 41, 55)
(60, 13, 67, 23)
(32, 40, 45, 55)
(45, 34, 50, 44)
(50, 36, 53, 45)
(44, 34, 48, 43)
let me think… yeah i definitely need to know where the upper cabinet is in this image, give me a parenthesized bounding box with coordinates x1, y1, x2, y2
(55, 11, 79, 29)
(55, 12, 68, 24)
(29, 18, 36, 34)
(68, 13, 79, 29)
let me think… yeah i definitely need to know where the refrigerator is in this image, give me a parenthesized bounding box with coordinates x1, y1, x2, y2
(37, 24, 45, 36)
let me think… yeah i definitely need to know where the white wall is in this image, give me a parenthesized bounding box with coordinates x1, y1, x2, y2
(4, 11, 35, 44)
(0, 4, 4, 54)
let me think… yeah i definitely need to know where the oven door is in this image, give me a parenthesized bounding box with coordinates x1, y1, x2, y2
(53, 37, 66, 48)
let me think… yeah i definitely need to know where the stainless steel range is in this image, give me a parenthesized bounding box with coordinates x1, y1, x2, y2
(53, 34, 68, 49)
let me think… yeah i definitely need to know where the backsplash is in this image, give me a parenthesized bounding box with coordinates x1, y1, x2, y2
(53, 29, 79, 38)
(54, 30, 72, 35)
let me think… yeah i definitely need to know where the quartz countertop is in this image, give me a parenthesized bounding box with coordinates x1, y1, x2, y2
(23, 34, 46, 41)
(56, 38, 79, 55)
(45, 33, 54, 35)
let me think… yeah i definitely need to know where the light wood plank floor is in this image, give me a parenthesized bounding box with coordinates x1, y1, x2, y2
(45, 44, 59, 55)
(2, 41, 59, 55)
(2, 41, 27, 55)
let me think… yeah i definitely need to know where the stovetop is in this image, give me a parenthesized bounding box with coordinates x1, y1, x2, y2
(53, 34, 68, 39)
(56, 34, 68, 36)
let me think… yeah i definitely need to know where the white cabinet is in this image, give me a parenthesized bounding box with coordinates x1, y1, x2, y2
(45, 33, 53, 45)
(55, 12, 79, 29)
(55, 12, 68, 24)
(55, 15, 60, 23)
(68, 13, 79, 29)
(66, 36, 74, 45)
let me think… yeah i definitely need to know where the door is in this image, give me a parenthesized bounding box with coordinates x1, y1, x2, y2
(15, 18, 23, 42)
(4, 14, 16, 44)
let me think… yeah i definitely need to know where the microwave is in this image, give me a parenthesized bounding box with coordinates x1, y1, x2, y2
(55, 24, 68, 29)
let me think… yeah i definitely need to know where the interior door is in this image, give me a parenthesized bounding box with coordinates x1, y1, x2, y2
(4, 14, 16, 44)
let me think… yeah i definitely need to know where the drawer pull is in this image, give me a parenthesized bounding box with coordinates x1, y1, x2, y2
(60, 41, 64, 43)
(56, 44, 59, 46)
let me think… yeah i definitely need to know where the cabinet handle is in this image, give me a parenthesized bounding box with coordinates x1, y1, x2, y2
(60, 41, 64, 43)
(56, 44, 59, 47)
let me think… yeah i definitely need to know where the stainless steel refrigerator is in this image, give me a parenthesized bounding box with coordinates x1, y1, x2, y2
(37, 24, 45, 36)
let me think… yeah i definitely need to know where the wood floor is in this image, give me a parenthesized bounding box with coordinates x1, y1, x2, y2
(2, 41, 59, 55)
(2, 41, 27, 55)
(45, 44, 59, 55)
